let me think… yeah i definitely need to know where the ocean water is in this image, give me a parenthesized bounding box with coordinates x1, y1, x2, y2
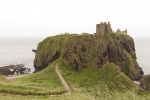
(0, 37, 44, 72)
(0, 37, 149, 74)
(134, 38, 150, 75)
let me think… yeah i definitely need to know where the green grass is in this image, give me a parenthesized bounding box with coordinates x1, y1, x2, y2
(0, 61, 66, 95)
(59, 60, 134, 90)
(0, 89, 150, 100)
(0, 33, 149, 99)
(0, 60, 149, 99)
(57, 60, 150, 100)
(34, 34, 80, 69)
(121, 50, 134, 76)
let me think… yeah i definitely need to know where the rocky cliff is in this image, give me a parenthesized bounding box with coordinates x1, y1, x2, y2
(34, 33, 143, 81)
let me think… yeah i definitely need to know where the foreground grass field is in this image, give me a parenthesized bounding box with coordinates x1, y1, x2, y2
(0, 60, 149, 100)
(0, 61, 66, 95)
(58, 60, 150, 100)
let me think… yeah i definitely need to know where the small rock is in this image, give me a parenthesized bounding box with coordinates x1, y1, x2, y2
(139, 74, 150, 91)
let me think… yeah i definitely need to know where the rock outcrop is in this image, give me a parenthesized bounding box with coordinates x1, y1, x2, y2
(32, 49, 36, 53)
(34, 33, 143, 81)
(0, 64, 31, 75)
(139, 75, 150, 91)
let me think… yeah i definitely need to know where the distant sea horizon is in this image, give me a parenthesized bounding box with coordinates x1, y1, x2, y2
(0, 37, 149, 75)
(134, 37, 150, 75)
(0, 37, 45, 72)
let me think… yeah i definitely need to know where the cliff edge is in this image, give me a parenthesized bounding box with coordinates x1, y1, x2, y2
(34, 33, 143, 81)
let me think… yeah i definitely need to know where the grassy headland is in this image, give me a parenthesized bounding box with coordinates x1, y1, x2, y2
(0, 33, 149, 99)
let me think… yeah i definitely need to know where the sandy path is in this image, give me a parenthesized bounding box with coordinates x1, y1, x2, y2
(55, 64, 71, 92)
(133, 81, 140, 85)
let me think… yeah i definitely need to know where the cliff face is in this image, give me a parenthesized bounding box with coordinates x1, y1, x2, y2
(34, 33, 143, 81)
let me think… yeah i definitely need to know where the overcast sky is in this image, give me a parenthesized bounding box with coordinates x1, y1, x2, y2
(0, 0, 149, 37)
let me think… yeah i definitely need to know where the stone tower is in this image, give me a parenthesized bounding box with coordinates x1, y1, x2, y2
(96, 22, 112, 35)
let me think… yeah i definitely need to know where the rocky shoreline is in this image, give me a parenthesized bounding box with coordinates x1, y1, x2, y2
(0, 63, 31, 75)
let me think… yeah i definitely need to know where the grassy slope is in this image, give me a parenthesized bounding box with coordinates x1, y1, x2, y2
(58, 60, 150, 100)
(59, 60, 131, 96)
(0, 60, 149, 100)
(0, 33, 149, 99)
(0, 61, 65, 94)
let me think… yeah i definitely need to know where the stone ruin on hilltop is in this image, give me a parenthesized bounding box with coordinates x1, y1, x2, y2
(96, 22, 127, 35)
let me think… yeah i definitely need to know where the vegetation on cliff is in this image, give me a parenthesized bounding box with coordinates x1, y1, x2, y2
(0, 59, 149, 99)
(34, 33, 143, 81)
(0, 33, 149, 99)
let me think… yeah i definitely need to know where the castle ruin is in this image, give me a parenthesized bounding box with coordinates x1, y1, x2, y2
(96, 22, 127, 35)
(116, 29, 127, 35)
(96, 22, 112, 35)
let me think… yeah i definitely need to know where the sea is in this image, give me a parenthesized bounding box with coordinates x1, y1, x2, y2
(134, 38, 150, 75)
(0, 37, 149, 75)
(0, 37, 45, 72)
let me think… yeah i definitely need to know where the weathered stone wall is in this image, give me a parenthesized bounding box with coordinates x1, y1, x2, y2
(96, 22, 127, 35)
(116, 29, 127, 35)
(96, 22, 112, 35)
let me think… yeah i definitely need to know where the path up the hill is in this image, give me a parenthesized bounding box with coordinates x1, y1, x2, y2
(55, 64, 71, 92)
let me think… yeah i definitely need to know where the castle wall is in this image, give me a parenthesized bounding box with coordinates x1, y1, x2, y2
(116, 29, 121, 34)
(106, 22, 112, 34)
(122, 29, 127, 35)
(96, 22, 112, 35)
(116, 29, 127, 35)
(121, 31, 127, 35)
(96, 22, 127, 35)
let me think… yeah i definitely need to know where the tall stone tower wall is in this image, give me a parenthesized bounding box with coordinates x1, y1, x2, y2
(106, 22, 112, 34)
(96, 22, 106, 35)
(96, 22, 112, 35)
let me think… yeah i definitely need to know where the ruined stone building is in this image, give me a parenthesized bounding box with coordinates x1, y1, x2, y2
(96, 22, 112, 35)
(116, 29, 127, 35)
(96, 22, 127, 35)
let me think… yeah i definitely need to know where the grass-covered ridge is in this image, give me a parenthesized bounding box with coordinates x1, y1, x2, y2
(0, 60, 66, 95)
(59, 60, 134, 91)
(0, 33, 149, 99)
(34, 33, 141, 80)
(0, 59, 150, 100)
(0, 59, 149, 99)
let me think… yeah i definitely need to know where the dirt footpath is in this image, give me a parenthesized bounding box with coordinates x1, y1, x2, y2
(55, 64, 71, 92)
